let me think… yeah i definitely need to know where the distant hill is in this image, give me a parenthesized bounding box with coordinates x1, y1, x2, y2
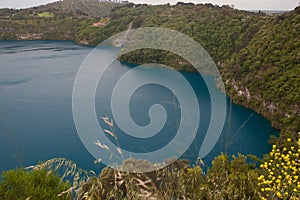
(0, 0, 126, 40)
(0, 0, 125, 18)
(34, 0, 124, 18)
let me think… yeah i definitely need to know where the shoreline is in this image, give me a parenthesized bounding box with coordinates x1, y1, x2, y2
(0, 39, 282, 134)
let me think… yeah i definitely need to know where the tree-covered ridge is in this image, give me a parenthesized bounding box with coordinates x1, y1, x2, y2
(36, 0, 123, 18)
(222, 8, 300, 135)
(0, 17, 89, 40)
(77, 3, 266, 63)
(0, 0, 123, 40)
(0, 0, 123, 19)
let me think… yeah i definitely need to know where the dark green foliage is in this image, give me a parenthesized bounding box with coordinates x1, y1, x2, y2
(78, 4, 265, 65)
(0, 168, 71, 200)
(0, 17, 87, 41)
(204, 154, 259, 199)
(222, 9, 300, 136)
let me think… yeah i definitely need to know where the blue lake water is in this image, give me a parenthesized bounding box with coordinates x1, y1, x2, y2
(0, 41, 277, 172)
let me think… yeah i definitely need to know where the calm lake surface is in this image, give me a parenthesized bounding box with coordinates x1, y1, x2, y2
(0, 41, 277, 172)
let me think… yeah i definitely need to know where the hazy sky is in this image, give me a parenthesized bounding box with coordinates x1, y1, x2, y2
(0, 0, 299, 10)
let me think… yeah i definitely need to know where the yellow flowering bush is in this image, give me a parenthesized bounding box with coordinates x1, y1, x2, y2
(258, 137, 300, 199)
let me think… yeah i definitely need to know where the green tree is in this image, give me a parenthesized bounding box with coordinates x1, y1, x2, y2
(0, 169, 71, 200)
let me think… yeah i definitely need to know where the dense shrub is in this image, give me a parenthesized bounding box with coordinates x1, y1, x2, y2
(0, 169, 71, 200)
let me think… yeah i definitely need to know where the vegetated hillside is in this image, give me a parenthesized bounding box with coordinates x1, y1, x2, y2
(34, 0, 123, 18)
(0, 16, 90, 40)
(222, 8, 300, 136)
(0, 0, 123, 18)
(0, 0, 123, 40)
(76, 3, 265, 65)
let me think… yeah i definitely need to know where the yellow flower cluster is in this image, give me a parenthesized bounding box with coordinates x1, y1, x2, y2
(258, 138, 300, 199)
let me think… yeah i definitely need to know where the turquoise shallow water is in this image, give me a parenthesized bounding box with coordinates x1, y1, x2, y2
(0, 41, 277, 172)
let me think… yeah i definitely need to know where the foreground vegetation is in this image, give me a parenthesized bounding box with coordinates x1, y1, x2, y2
(1, 136, 299, 199)
(0, 169, 71, 200)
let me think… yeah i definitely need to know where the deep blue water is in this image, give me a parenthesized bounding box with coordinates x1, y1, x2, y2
(0, 41, 277, 172)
